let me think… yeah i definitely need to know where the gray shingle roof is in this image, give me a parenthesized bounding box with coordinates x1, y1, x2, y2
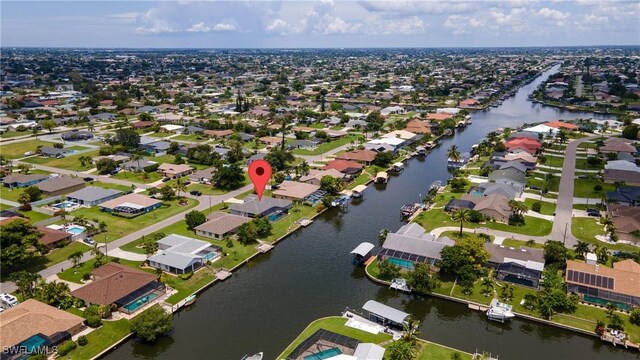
(229, 195, 292, 216)
(66, 187, 122, 202)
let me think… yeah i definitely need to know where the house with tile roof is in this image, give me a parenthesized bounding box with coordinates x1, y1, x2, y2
(565, 259, 640, 308)
(194, 211, 252, 240)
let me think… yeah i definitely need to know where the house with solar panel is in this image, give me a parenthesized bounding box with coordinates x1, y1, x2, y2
(565, 259, 640, 310)
(377, 223, 455, 270)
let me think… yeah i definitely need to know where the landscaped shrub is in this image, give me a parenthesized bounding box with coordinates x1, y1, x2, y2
(77, 335, 88, 346)
(467, 210, 484, 223)
(143, 163, 160, 173)
(630, 308, 640, 326)
(85, 314, 102, 328)
(57, 341, 77, 356)
(531, 202, 542, 212)
(179, 272, 193, 280)
(82, 273, 91, 281)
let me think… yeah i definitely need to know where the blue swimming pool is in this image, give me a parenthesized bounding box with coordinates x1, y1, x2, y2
(67, 226, 85, 235)
(54, 200, 78, 209)
(303, 348, 341, 360)
(123, 293, 159, 313)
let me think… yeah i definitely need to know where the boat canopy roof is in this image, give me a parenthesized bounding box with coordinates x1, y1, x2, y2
(352, 185, 367, 193)
(376, 172, 388, 177)
(362, 300, 409, 324)
(351, 242, 375, 257)
(392, 162, 404, 167)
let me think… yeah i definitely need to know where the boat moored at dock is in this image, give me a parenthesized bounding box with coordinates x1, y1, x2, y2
(375, 172, 388, 184)
(486, 298, 515, 323)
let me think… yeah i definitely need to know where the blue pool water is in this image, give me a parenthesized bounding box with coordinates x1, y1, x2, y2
(303, 348, 341, 360)
(470, 190, 484, 196)
(54, 200, 77, 209)
(123, 293, 159, 312)
(67, 226, 85, 235)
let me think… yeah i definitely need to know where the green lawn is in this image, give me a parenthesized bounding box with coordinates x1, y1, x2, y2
(524, 198, 556, 216)
(575, 158, 604, 170)
(70, 198, 198, 242)
(172, 134, 208, 142)
(164, 270, 217, 305)
(527, 177, 559, 192)
(0, 186, 49, 202)
(501, 238, 544, 249)
(23, 150, 100, 171)
(416, 342, 472, 360)
(146, 132, 171, 138)
(291, 134, 360, 156)
(571, 217, 638, 252)
(264, 203, 319, 242)
(278, 317, 391, 359)
(1, 241, 90, 281)
(58, 258, 152, 284)
(87, 181, 133, 193)
(417, 209, 553, 237)
(543, 155, 565, 168)
(573, 179, 615, 198)
(0, 139, 50, 159)
(0, 130, 31, 139)
(111, 170, 163, 184)
(187, 183, 229, 196)
(59, 319, 132, 360)
(21, 210, 54, 224)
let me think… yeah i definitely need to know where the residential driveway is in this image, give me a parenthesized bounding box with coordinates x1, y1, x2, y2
(108, 248, 147, 261)
(550, 136, 599, 248)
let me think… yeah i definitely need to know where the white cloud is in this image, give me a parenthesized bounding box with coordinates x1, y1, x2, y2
(186, 22, 210, 32)
(383, 17, 426, 35)
(443, 14, 484, 35)
(212, 23, 238, 32)
(360, 1, 475, 17)
(582, 14, 609, 25)
(106, 12, 139, 24)
(266, 19, 289, 33)
(321, 16, 363, 35)
(538, 8, 570, 21)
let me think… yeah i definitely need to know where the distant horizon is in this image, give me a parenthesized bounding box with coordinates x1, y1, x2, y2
(2, 1, 639, 48)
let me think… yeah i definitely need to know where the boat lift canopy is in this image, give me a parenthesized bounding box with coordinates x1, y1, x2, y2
(362, 300, 409, 325)
(351, 242, 375, 257)
(352, 185, 367, 193)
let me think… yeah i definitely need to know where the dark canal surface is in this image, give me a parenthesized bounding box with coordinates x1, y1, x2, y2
(105, 65, 636, 360)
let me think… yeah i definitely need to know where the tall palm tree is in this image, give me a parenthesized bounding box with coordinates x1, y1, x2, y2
(481, 277, 494, 296)
(299, 160, 310, 176)
(447, 144, 461, 162)
(508, 199, 528, 216)
(130, 153, 144, 173)
(573, 241, 590, 259)
(451, 208, 471, 237)
(174, 177, 187, 198)
(68, 251, 83, 268)
(401, 318, 421, 346)
(500, 283, 515, 301)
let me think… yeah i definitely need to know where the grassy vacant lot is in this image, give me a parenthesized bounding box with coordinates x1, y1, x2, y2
(0, 130, 31, 139)
(575, 157, 604, 170)
(0, 139, 50, 159)
(524, 198, 556, 216)
(59, 319, 131, 360)
(291, 134, 360, 156)
(527, 177, 559, 192)
(23, 150, 100, 171)
(87, 181, 132, 193)
(278, 317, 391, 359)
(417, 342, 472, 360)
(146, 132, 171, 138)
(573, 178, 615, 198)
(417, 209, 553, 237)
(111, 170, 163, 184)
(21, 210, 53, 223)
(164, 270, 216, 305)
(1, 242, 90, 281)
(542, 155, 565, 168)
(0, 186, 49, 202)
(172, 134, 208, 142)
(70, 198, 198, 243)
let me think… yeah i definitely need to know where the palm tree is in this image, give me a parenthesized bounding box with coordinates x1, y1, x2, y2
(87, 122, 95, 132)
(600, 216, 613, 231)
(451, 208, 471, 237)
(130, 153, 144, 173)
(573, 241, 590, 259)
(142, 239, 159, 264)
(378, 229, 389, 246)
(500, 283, 515, 301)
(447, 144, 461, 162)
(386, 340, 416, 360)
(68, 251, 83, 268)
(630, 229, 640, 245)
(596, 246, 609, 264)
(174, 177, 187, 198)
(523, 293, 538, 310)
(401, 318, 421, 346)
(481, 277, 494, 296)
(606, 302, 618, 319)
(299, 160, 310, 176)
(9, 271, 42, 299)
(508, 200, 528, 216)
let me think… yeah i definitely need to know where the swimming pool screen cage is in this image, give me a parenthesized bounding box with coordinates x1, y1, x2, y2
(286, 329, 360, 360)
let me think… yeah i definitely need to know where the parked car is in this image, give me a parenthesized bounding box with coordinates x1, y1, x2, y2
(529, 185, 540, 190)
(587, 210, 600, 217)
(162, 177, 171, 182)
(23, 151, 34, 156)
(83, 177, 94, 182)
(0, 293, 19, 309)
(189, 190, 202, 196)
(83, 237, 95, 245)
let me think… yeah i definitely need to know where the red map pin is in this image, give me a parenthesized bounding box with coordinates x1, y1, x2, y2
(248, 160, 272, 200)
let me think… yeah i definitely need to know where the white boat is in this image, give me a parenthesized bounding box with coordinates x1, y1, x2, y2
(486, 299, 515, 323)
(390, 278, 411, 293)
(241, 352, 263, 360)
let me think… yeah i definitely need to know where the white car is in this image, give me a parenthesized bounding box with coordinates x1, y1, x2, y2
(0, 293, 18, 309)
(23, 151, 34, 156)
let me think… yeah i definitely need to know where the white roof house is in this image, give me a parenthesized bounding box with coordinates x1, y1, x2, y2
(381, 130, 418, 141)
(523, 124, 558, 135)
(148, 234, 220, 274)
(436, 107, 461, 115)
(605, 160, 640, 173)
(160, 124, 185, 132)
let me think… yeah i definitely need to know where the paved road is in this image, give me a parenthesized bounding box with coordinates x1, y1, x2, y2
(549, 135, 599, 248)
(0, 184, 253, 293)
(430, 226, 552, 244)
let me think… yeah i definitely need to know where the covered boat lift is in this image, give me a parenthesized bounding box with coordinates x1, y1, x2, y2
(351, 242, 375, 265)
(352, 185, 367, 198)
(362, 300, 409, 327)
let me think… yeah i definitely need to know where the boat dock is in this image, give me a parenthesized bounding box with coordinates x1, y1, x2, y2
(216, 268, 232, 281)
(257, 243, 274, 253)
(297, 218, 313, 227)
(468, 303, 490, 312)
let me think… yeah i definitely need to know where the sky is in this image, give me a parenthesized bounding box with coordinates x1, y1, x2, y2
(2, 0, 639, 48)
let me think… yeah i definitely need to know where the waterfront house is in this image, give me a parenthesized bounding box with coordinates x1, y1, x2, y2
(37, 225, 72, 249)
(487, 169, 526, 190)
(473, 193, 513, 222)
(0, 299, 85, 356)
(335, 149, 377, 165)
(471, 182, 522, 199)
(404, 119, 432, 135)
(229, 195, 292, 220)
(607, 186, 640, 206)
(71, 263, 165, 314)
(321, 160, 364, 175)
(378, 223, 455, 270)
(565, 259, 640, 308)
(444, 198, 476, 212)
(299, 169, 345, 186)
(366, 137, 405, 152)
(544, 120, 579, 131)
(606, 204, 640, 242)
(382, 130, 420, 144)
(272, 180, 321, 202)
(148, 234, 221, 274)
(2, 174, 49, 188)
(484, 243, 545, 288)
(157, 163, 193, 178)
(98, 193, 162, 217)
(194, 211, 252, 240)
(35, 176, 85, 196)
(66, 187, 123, 207)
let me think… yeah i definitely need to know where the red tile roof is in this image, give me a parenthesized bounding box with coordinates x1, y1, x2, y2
(321, 160, 363, 173)
(544, 121, 578, 130)
(37, 226, 71, 246)
(335, 149, 376, 163)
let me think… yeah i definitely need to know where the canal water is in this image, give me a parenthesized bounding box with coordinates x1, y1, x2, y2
(105, 65, 635, 360)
